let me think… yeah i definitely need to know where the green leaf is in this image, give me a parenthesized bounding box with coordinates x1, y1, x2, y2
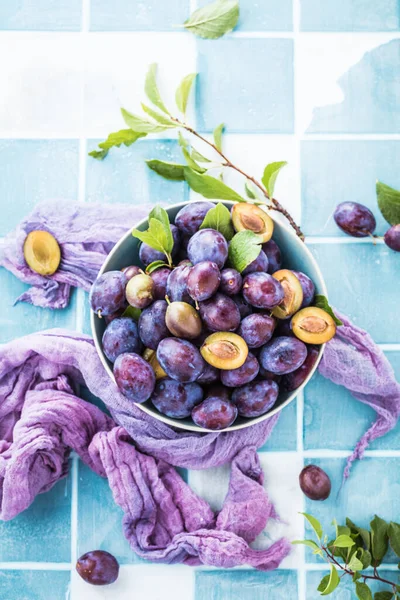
(261, 161, 287, 199)
(182, 147, 206, 173)
(121, 108, 173, 133)
(200, 202, 234, 241)
(291, 539, 321, 552)
(360, 549, 372, 569)
(213, 122, 224, 152)
(132, 218, 173, 261)
(191, 148, 212, 163)
(337, 525, 351, 538)
(144, 63, 169, 115)
(300, 512, 323, 541)
(317, 575, 330, 593)
(184, 168, 245, 202)
(348, 552, 364, 572)
(88, 129, 147, 160)
(146, 159, 186, 181)
(319, 565, 340, 596)
(355, 582, 373, 600)
(183, 0, 239, 39)
(228, 231, 262, 273)
(145, 260, 170, 275)
(376, 181, 400, 226)
(175, 73, 197, 114)
(88, 149, 109, 160)
(346, 518, 371, 550)
(245, 180, 257, 200)
(371, 515, 389, 563)
(141, 103, 176, 126)
(149, 205, 172, 237)
(353, 572, 362, 582)
(389, 522, 400, 557)
(122, 305, 141, 321)
(178, 131, 189, 150)
(374, 592, 394, 600)
(332, 535, 355, 548)
(314, 294, 343, 327)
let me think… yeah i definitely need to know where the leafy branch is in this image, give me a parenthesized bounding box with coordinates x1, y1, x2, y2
(294, 513, 400, 599)
(89, 64, 305, 240)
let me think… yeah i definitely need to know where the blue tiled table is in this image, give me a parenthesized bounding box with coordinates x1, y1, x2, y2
(0, 2, 399, 599)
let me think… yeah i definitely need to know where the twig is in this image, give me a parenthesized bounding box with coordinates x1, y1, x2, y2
(171, 117, 305, 240)
(322, 546, 397, 588)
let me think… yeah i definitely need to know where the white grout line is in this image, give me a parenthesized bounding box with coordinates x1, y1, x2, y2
(305, 562, 400, 571)
(0, 562, 71, 571)
(81, 0, 90, 32)
(1, 131, 400, 142)
(228, 31, 294, 38)
(306, 236, 385, 244)
(292, 1, 307, 597)
(70, 455, 79, 565)
(70, 7, 89, 566)
(303, 133, 400, 141)
(378, 343, 400, 351)
(303, 449, 400, 458)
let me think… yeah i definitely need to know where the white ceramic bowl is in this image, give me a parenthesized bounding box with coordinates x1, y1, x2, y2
(91, 201, 327, 432)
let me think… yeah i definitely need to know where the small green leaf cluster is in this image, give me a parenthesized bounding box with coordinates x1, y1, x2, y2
(131, 205, 174, 267)
(294, 513, 400, 599)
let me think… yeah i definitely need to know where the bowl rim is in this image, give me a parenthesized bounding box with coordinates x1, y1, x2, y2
(91, 200, 328, 433)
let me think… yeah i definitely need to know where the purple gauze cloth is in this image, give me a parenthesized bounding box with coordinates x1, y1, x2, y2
(0, 200, 154, 308)
(0, 330, 289, 570)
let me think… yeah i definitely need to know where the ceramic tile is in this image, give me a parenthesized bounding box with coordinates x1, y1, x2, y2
(0, 0, 81, 31)
(304, 352, 400, 450)
(86, 139, 188, 205)
(90, 0, 189, 31)
(77, 462, 142, 564)
(0, 470, 71, 562)
(196, 38, 294, 133)
(0, 571, 70, 600)
(303, 458, 400, 563)
(197, 0, 293, 31)
(0, 139, 79, 236)
(195, 569, 298, 600)
(301, 0, 400, 31)
(0, 33, 83, 136)
(83, 32, 196, 137)
(308, 243, 400, 343)
(70, 565, 193, 599)
(301, 140, 400, 236)
(0, 269, 78, 344)
(259, 399, 298, 452)
(297, 35, 400, 133)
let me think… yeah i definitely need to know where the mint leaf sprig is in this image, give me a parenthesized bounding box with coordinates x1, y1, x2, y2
(89, 64, 304, 240)
(294, 513, 400, 599)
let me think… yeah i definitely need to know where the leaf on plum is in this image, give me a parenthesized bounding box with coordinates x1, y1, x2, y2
(200, 202, 234, 241)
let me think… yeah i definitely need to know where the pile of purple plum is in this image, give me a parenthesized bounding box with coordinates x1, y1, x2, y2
(90, 201, 337, 430)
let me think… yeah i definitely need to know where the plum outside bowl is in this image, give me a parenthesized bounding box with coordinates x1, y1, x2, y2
(91, 201, 327, 433)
